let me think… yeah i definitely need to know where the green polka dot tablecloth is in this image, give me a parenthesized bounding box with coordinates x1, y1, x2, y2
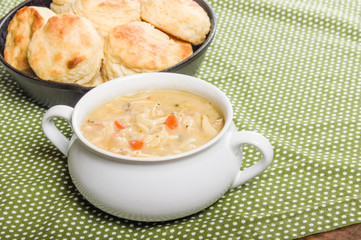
(1, 0, 361, 239)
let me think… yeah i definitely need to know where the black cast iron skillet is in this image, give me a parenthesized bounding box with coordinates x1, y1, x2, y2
(0, 0, 216, 107)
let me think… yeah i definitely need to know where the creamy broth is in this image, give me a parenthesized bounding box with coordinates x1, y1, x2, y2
(81, 90, 224, 157)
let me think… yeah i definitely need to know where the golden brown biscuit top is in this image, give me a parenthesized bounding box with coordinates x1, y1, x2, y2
(107, 21, 192, 71)
(72, 0, 141, 35)
(140, 0, 210, 45)
(17, 7, 44, 32)
(45, 14, 88, 43)
(27, 13, 103, 84)
(4, 6, 56, 72)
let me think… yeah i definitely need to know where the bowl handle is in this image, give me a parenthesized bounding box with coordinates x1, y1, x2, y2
(42, 105, 74, 156)
(229, 131, 273, 188)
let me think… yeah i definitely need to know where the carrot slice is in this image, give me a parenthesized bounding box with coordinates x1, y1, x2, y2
(165, 114, 178, 130)
(114, 120, 126, 130)
(129, 140, 143, 150)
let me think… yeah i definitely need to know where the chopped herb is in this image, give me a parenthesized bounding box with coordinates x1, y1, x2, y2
(175, 104, 180, 107)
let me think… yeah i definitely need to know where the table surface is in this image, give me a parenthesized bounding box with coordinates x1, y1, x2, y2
(1, 0, 361, 239)
(298, 223, 361, 240)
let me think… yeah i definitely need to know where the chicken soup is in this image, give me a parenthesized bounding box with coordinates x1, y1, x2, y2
(81, 90, 224, 157)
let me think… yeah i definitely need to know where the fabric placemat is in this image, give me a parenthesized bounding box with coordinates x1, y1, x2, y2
(1, 0, 361, 239)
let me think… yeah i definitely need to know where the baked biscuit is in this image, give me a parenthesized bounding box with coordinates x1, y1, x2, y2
(50, 0, 74, 14)
(140, 0, 211, 45)
(27, 14, 104, 86)
(72, 0, 141, 36)
(102, 21, 193, 80)
(4, 6, 56, 74)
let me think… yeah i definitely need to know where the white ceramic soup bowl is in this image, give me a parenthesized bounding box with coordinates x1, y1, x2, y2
(42, 72, 273, 222)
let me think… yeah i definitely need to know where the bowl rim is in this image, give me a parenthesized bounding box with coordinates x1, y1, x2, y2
(71, 72, 232, 162)
(0, 0, 217, 91)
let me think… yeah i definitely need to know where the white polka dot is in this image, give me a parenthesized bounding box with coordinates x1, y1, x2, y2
(1, 0, 361, 239)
